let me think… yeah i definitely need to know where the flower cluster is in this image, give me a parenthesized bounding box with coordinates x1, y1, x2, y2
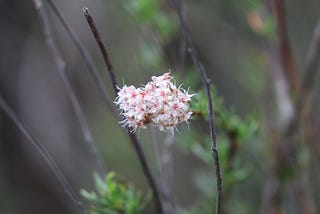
(114, 73, 194, 133)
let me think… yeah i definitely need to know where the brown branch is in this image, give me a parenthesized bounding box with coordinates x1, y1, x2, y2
(83, 8, 118, 94)
(298, 18, 320, 168)
(284, 18, 320, 144)
(272, 0, 300, 94)
(0, 96, 88, 214)
(301, 19, 320, 99)
(32, 0, 106, 176)
(83, 8, 164, 214)
(171, 1, 222, 213)
(46, 0, 116, 116)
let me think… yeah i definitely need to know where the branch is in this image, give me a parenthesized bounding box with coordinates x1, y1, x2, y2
(170, 1, 222, 213)
(296, 18, 320, 167)
(83, 8, 164, 214)
(287, 17, 320, 133)
(301, 18, 320, 97)
(0, 96, 88, 214)
(272, 0, 300, 94)
(32, 0, 106, 176)
(46, 0, 116, 116)
(83, 8, 118, 94)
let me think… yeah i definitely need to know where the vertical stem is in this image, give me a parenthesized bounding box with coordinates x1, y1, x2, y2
(83, 8, 164, 214)
(0, 96, 88, 214)
(83, 8, 118, 94)
(47, 0, 116, 116)
(171, 1, 222, 213)
(272, 0, 300, 94)
(32, 0, 106, 176)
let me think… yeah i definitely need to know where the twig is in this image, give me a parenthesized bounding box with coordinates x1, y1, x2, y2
(150, 128, 176, 214)
(160, 134, 176, 214)
(301, 18, 320, 99)
(46, 0, 116, 116)
(83, 8, 164, 214)
(272, 0, 300, 94)
(170, 1, 222, 213)
(284, 18, 320, 139)
(0, 96, 88, 214)
(128, 134, 164, 214)
(83, 8, 118, 94)
(295, 18, 320, 167)
(32, 0, 106, 176)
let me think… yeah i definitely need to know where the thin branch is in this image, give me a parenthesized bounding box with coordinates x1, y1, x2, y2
(160, 134, 176, 214)
(150, 128, 176, 214)
(301, 18, 320, 97)
(32, 0, 106, 176)
(170, 1, 222, 214)
(285, 18, 320, 134)
(0, 96, 88, 214)
(83, 8, 164, 214)
(272, 0, 300, 94)
(83, 8, 118, 94)
(127, 134, 164, 214)
(295, 18, 320, 167)
(46, 0, 116, 116)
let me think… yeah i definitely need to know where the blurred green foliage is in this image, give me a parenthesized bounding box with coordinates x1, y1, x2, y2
(190, 87, 258, 142)
(126, 0, 177, 41)
(177, 86, 259, 213)
(125, 0, 178, 71)
(81, 172, 150, 214)
(124, 0, 262, 212)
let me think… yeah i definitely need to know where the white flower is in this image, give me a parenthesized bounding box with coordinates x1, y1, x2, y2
(115, 73, 194, 133)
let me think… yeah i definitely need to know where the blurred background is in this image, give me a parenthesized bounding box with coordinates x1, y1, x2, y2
(0, 0, 320, 213)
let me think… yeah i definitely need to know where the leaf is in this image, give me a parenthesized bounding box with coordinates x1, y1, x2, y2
(94, 172, 108, 194)
(81, 172, 150, 214)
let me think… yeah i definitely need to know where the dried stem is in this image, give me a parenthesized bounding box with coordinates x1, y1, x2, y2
(83, 8, 118, 94)
(284, 18, 320, 146)
(32, 0, 106, 176)
(151, 129, 176, 214)
(83, 8, 164, 214)
(301, 18, 320, 102)
(46, 0, 116, 116)
(171, 1, 222, 213)
(295, 18, 320, 167)
(160, 134, 176, 214)
(272, 0, 300, 94)
(0, 96, 88, 214)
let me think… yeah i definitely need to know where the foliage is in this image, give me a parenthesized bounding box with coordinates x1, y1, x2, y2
(190, 86, 258, 142)
(125, 0, 262, 212)
(125, 0, 178, 70)
(177, 85, 259, 213)
(81, 172, 150, 214)
(126, 0, 177, 41)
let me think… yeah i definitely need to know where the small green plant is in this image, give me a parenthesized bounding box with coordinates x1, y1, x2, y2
(81, 172, 150, 214)
(178, 86, 259, 213)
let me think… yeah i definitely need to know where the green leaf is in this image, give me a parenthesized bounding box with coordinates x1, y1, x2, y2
(94, 172, 108, 194)
(81, 172, 150, 214)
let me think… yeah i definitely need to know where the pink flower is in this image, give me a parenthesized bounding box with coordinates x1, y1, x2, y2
(115, 73, 194, 133)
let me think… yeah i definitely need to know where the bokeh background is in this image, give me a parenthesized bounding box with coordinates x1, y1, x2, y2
(1, 0, 320, 213)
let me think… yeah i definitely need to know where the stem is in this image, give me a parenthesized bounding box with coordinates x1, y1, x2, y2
(46, 0, 116, 116)
(128, 134, 164, 214)
(272, 0, 300, 94)
(32, 0, 106, 176)
(171, 1, 222, 213)
(301, 18, 320, 100)
(83, 8, 118, 94)
(0, 96, 88, 214)
(83, 8, 164, 214)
